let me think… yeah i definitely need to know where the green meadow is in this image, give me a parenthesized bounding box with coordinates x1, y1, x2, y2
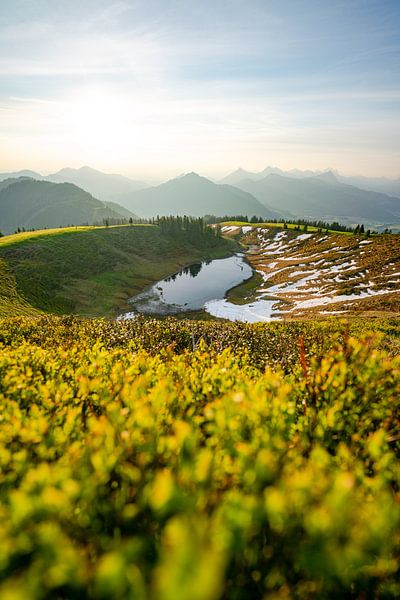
(0, 224, 234, 317)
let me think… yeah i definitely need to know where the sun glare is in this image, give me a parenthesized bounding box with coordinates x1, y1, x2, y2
(63, 88, 130, 151)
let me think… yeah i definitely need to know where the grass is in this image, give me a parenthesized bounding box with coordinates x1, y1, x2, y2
(0, 259, 40, 317)
(0, 223, 158, 248)
(0, 225, 235, 317)
(226, 270, 264, 304)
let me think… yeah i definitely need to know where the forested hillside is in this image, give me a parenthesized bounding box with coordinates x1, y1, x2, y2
(0, 178, 135, 234)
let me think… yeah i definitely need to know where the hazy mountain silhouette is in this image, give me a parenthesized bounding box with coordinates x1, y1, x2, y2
(0, 178, 136, 234)
(0, 170, 44, 181)
(220, 166, 324, 186)
(311, 170, 340, 185)
(0, 166, 147, 201)
(235, 174, 400, 226)
(3, 165, 399, 225)
(46, 166, 147, 203)
(335, 173, 400, 198)
(119, 172, 282, 219)
(221, 166, 400, 198)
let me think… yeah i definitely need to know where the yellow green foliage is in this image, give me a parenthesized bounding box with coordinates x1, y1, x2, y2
(0, 317, 399, 598)
(0, 259, 40, 317)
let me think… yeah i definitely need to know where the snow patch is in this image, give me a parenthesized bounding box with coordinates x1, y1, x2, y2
(296, 233, 313, 241)
(205, 299, 281, 323)
(221, 225, 239, 233)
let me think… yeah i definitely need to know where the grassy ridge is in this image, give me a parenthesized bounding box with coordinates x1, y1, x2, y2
(0, 225, 115, 248)
(0, 316, 399, 598)
(0, 225, 235, 317)
(221, 221, 354, 235)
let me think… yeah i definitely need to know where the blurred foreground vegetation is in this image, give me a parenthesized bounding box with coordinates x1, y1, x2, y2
(0, 316, 399, 599)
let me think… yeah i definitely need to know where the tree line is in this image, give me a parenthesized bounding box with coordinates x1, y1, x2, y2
(2, 214, 397, 238)
(155, 215, 220, 238)
(203, 214, 383, 235)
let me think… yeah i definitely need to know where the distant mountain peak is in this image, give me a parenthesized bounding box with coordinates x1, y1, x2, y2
(312, 171, 339, 184)
(78, 165, 97, 173)
(56, 165, 99, 175)
(232, 168, 251, 175)
(185, 171, 201, 178)
(175, 171, 198, 178)
(45, 166, 147, 201)
(173, 172, 208, 183)
(121, 170, 280, 219)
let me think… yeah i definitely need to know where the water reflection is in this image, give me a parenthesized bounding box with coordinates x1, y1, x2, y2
(125, 254, 253, 315)
(166, 262, 203, 281)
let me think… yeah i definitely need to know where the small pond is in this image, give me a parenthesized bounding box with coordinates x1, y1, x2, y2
(122, 254, 254, 317)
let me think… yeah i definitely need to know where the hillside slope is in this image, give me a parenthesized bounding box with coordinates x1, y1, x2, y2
(120, 172, 282, 219)
(216, 225, 400, 320)
(0, 258, 40, 317)
(0, 178, 136, 234)
(0, 224, 235, 316)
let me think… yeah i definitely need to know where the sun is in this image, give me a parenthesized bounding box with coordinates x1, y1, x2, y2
(63, 88, 131, 151)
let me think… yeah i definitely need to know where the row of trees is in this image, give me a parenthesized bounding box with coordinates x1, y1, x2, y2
(155, 215, 219, 238)
(203, 214, 380, 235)
(4, 215, 397, 237)
(100, 217, 150, 226)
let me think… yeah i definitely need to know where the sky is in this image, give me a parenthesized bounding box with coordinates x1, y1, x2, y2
(0, 0, 399, 181)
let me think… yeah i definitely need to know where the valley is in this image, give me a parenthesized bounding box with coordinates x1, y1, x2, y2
(1, 218, 399, 323)
(0, 223, 235, 317)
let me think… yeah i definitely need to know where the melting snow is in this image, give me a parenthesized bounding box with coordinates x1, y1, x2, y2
(205, 299, 281, 322)
(221, 225, 239, 233)
(385, 271, 400, 278)
(292, 288, 394, 310)
(237, 227, 399, 321)
(296, 233, 313, 241)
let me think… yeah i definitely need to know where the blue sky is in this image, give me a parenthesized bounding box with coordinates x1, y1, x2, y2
(0, 0, 399, 179)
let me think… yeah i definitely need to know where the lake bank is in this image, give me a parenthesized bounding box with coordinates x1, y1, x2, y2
(122, 254, 253, 319)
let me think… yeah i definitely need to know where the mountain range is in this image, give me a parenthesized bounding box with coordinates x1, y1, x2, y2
(0, 166, 146, 204)
(220, 166, 400, 198)
(1, 165, 400, 231)
(223, 171, 400, 228)
(0, 178, 136, 235)
(118, 172, 281, 219)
